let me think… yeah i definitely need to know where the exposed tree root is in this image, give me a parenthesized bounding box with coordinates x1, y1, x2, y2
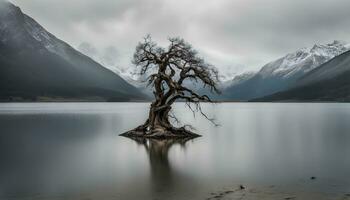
(120, 124, 201, 139)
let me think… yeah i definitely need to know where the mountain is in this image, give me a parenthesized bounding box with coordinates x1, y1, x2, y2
(221, 41, 350, 100)
(298, 49, 350, 86)
(0, 1, 146, 102)
(221, 71, 256, 88)
(254, 50, 350, 102)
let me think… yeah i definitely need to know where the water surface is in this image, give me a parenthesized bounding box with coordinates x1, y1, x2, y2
(1, 103, 350, 200)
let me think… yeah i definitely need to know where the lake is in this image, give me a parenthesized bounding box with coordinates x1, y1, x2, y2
(1, 103, 350, 200)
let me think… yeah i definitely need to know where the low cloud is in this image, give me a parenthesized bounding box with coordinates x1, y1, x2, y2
(10, 0, 350, 75)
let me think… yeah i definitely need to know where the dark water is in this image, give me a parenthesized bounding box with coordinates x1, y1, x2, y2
(1, 103, 350, 200)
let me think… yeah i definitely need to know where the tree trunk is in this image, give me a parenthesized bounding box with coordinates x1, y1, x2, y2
(120, 103, 200, 139)
(148, 103, 171, 129)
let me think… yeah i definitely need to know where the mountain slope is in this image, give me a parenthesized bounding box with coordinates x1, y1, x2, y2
(0, 1, 146, 101)
(253, 50, 350, 102)
(298, 50, 350, 86)
(222, 41, 349, 101)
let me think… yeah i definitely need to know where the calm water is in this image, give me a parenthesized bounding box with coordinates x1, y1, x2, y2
(1, 103, 350, 200)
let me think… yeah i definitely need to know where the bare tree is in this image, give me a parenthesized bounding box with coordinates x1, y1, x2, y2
(121, 35, 220, 138)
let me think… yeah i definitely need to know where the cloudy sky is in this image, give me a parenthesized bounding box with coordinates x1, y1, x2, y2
(10, 0, 350, 75)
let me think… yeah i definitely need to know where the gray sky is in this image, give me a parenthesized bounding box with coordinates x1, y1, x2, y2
(10, 0, 350, 74)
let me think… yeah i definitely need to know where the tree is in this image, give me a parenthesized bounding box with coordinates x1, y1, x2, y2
(121, 35, 220, 138)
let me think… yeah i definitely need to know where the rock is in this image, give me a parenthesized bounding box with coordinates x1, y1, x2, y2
(285, 197, 296, 200)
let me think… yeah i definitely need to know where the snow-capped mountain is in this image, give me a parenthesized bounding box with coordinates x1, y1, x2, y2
(257, 49, 350, 102)
(260, 40, 349, 79)
(0, 1, 146, 101)
(216, 64, 246, 82)
(77, 42, 147, 88)
(222, 40, 350, 100)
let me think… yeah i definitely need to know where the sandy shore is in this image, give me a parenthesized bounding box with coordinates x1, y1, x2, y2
(206, 185, 350, 200)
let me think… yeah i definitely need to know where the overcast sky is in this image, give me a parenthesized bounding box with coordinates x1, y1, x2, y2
(10, 0, 350, 74)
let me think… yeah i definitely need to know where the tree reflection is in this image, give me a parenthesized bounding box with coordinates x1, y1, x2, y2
(129, 137, 194, 194)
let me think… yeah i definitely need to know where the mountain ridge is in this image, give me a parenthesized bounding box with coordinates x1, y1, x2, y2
(0, 1, 147, 102)
(253, 49, 350, 102)
(221, 40, 349, 100)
